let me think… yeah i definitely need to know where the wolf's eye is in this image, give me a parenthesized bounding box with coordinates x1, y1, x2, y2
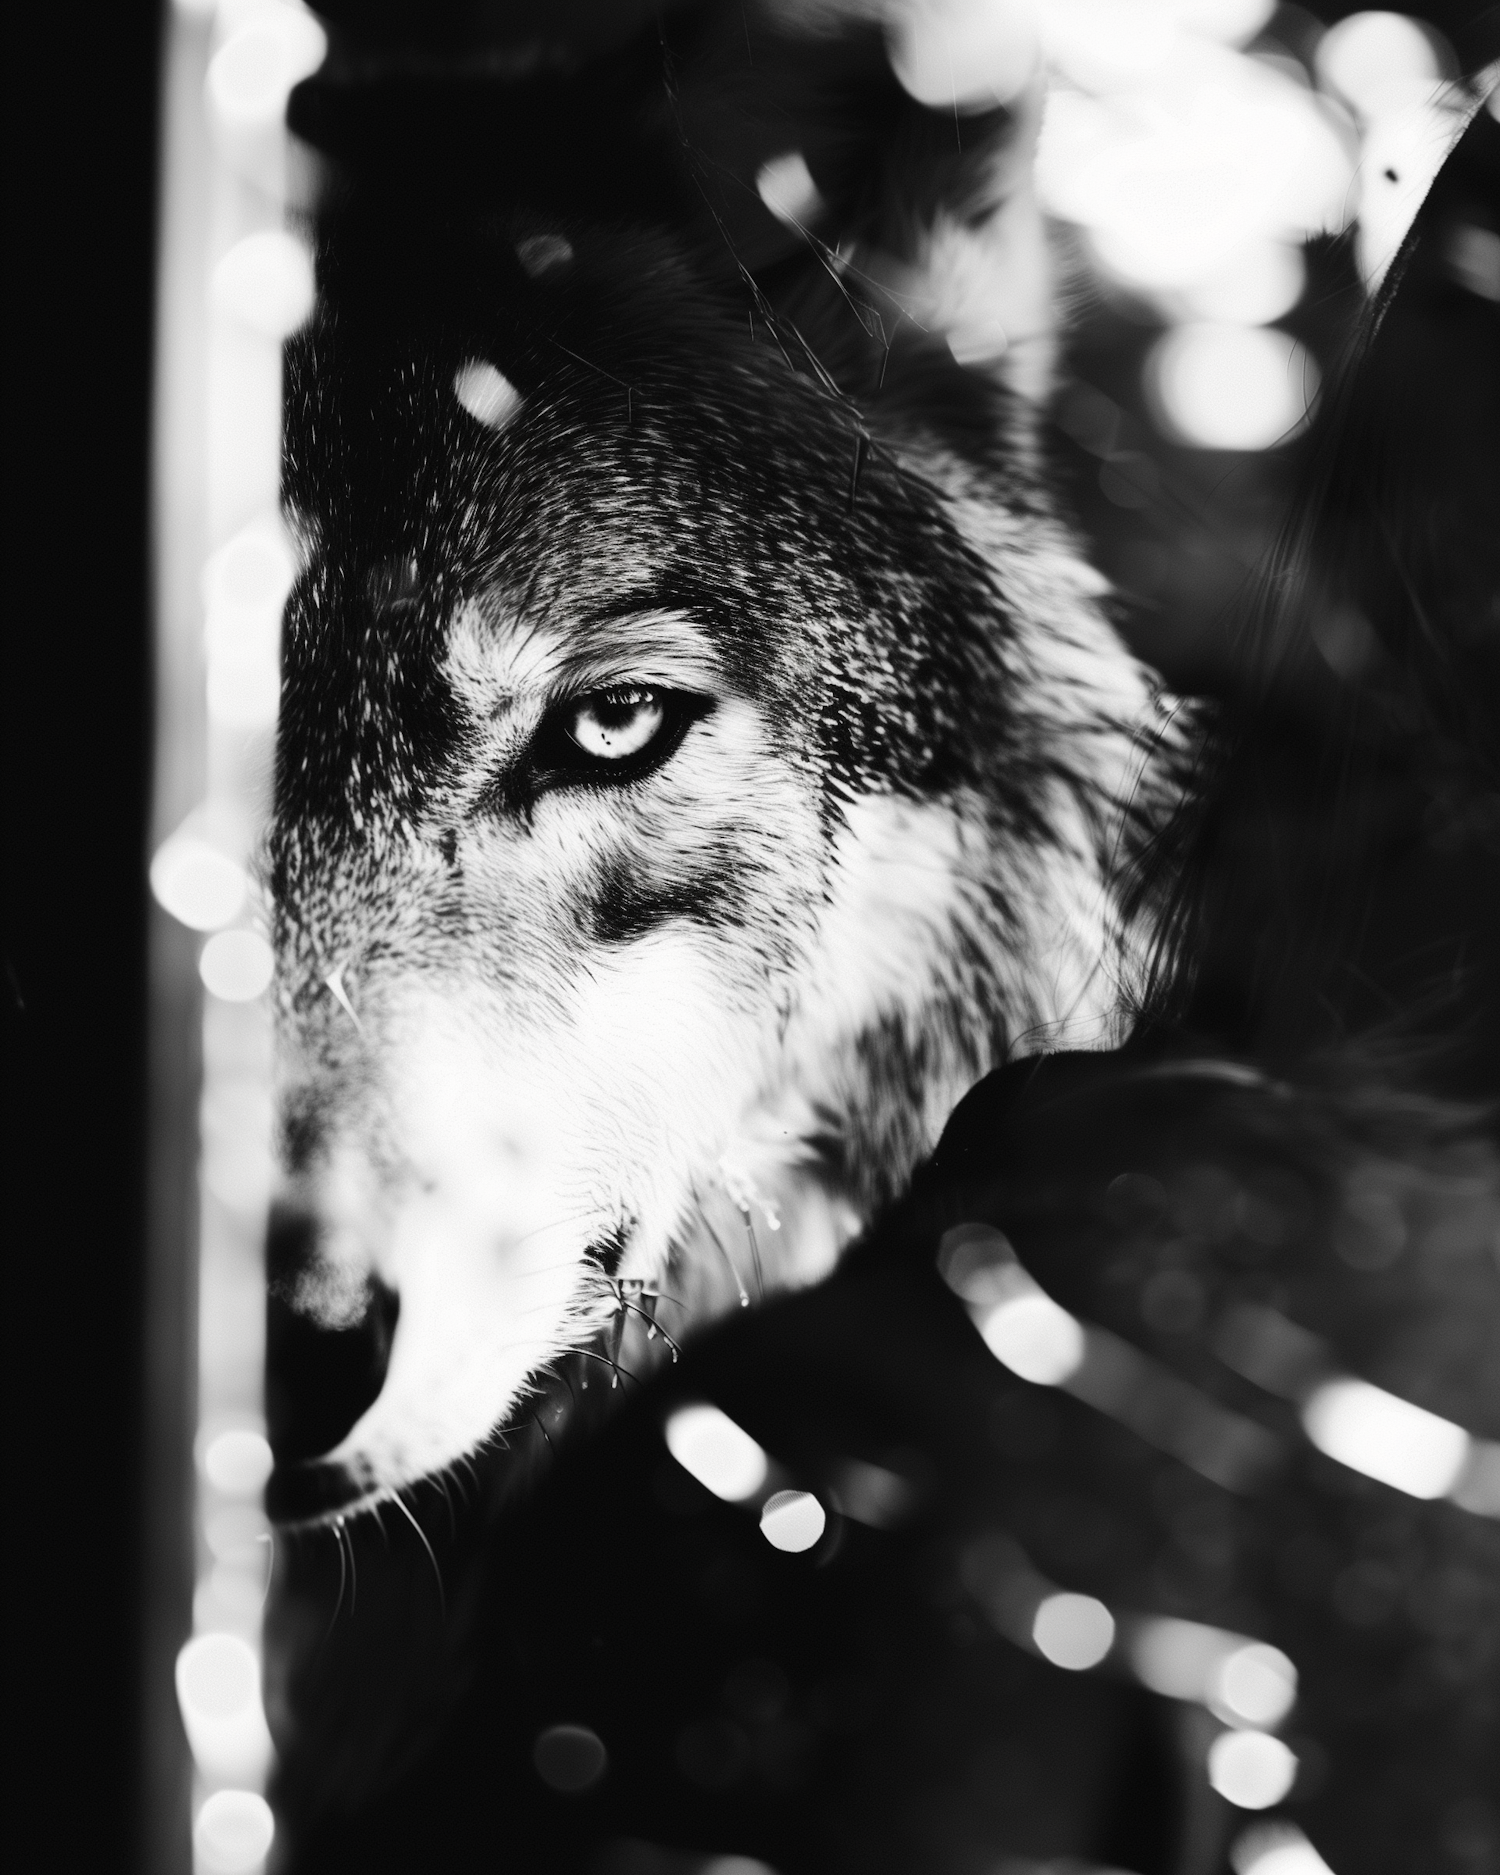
(565, 689, 666, 761)
(515, 686, 708, 803)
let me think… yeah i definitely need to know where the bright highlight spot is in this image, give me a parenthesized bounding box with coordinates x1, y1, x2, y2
(454, 360, 522, 430)
(1315, 11, 1444, 120)
(205, 1504, 270, 1568)
(207, 8, 327, 130)
(759, 1489, 827, 1553)
(151, 835, 247, 931)
(1208, 1729, 1299, 1809)
(1031, 1591, 1116, 1669)
(1128, 1617, 1297, 1723)
(756, 151, 824, 228)
(1356, 99, 1464, 288)
(1302, 1376, 1470, 1498)
(202, 1427, 275, 1496)
(1164, 0, 1276, 40)
(977, 1293, 1086, 1385)
(176, 1634, 273, 1780)
(211, 231, 316, 339)
(938, 1221, 1024, 1304)
(886, 0, 1038, 111)
(194, 1788, 275, 1875)
(1037, 46, 1351, 291)
(1039, 0, 1176, 91)
(665, 1404, 768, 1502)
(178, 1632, 259, 1723)
(533, 1723, 608, 1793)
(201, 1077, 276, 1212)
(207, 615, 281, 728)
(1174, 240, 1306, 325)
(200, 930, 275, 1003)
(204, 525, 296, 619)
(1148, 323, 1318, 450)
(1130, 1616, 1234, 1696)
(1232, 1821, 1337, 1875)
(1213, 1643, 1298, 1729)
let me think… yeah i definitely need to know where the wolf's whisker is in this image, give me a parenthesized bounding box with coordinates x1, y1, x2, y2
(258, 1529, 276, 1611)
(740, 1206, 766, 1302)
(616, 1295, 684, 1360)
(388, 1490, 446, 1619)
(571, 1345, 643, 1387)
(702, 1214, 750, 1307)
(323, 1517, 348, 1641)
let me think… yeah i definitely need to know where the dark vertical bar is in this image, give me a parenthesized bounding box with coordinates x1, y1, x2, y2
(9, 4, 166, 1870)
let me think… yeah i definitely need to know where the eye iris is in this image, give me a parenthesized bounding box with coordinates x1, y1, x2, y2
(568, 690, 666, 761)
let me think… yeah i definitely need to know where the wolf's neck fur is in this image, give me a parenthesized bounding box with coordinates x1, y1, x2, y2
(635, 617, 1176, 1354)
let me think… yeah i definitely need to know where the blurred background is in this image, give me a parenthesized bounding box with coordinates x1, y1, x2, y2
(150, 5, 1500, 1871)
(10, 5, 1494, 1875)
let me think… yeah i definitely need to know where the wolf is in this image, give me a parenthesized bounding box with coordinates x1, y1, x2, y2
(263, 2, 1181, 1528)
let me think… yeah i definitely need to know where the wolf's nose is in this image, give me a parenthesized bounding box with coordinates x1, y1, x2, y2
(265, 1200, 399, 1481)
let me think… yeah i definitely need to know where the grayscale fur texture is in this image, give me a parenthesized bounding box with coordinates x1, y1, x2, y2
(264, 13, 1186, 1525)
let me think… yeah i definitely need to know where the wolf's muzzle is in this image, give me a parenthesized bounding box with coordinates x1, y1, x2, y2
(265, 1199, 399, 1523)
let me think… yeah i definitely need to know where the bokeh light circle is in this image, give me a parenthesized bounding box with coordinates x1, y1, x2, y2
(207, 10, 327, 130)
(151, 836, 247, 931)
(759, 1489, 827, 1553)
(665, 1404, 768, 1502)
(176, 1633, 260, 1726)
(203, 528, 296, 617)
(1208, 1728, 1299, 1808)
(203, 1428, 275, 1496)
(533, 1723, 608, 1793)
(978, 1293, 1085, 1384)
(211, 231, 316, 340)
(1147, 323, 1319, 450)
(1212, 1642, 1298, 1728)
(887, 0, 1038, 111)
(1231, 1821, 1337, 1875)
(200, 930, 275, 1002)
(1301, 1375, 1469, 1498)
(194, 1789, 275, 1874)
(454, 361, 522, 430)
(1032, 1592, 1116, 1669)
(756, 151, 824, 227)
(1315, 11, 1444, 119)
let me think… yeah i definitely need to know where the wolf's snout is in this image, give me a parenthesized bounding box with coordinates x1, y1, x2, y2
(261, 1142, 604, 1521)
(266, 1199, 399, 1521)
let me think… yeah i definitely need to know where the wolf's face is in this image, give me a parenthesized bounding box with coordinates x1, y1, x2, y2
(265, 149, 1168, 1523)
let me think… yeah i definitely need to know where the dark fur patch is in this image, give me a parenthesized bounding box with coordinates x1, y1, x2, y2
(586, 854, 752, 945)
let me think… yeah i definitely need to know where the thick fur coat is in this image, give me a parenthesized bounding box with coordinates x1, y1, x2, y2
(265, 3, 1178, 1523)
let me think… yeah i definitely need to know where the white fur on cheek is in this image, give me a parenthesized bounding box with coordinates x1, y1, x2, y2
(793, 795, 969, 1043)
(313, 922, 806, 1492)
(327, 1196, 585, 1486)
(318, 1009, 607, 1485)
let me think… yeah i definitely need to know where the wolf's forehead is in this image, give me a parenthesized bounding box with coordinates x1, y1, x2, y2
(442, 601, 727, 712)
